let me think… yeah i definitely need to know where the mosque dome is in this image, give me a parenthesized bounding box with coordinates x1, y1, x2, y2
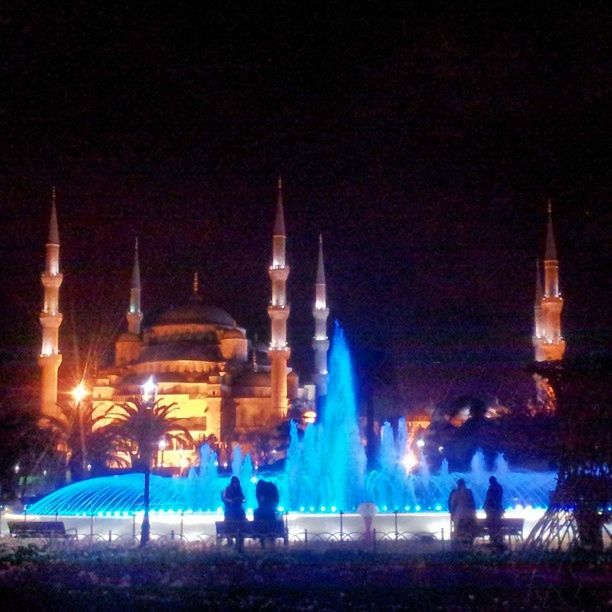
(148, 272, 238, 329)
(153, 302, 236, 328)
(235, 369, 271, 388)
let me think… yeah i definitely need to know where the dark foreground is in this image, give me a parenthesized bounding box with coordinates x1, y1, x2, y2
(0, 544, 609, 611)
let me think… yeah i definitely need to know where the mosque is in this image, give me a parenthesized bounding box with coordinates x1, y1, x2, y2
(37, 181, 565, 468)
(38, 180, 330, 467)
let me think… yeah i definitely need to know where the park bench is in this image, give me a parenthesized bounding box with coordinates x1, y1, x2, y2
(215, 519, 288, 547)
(474, 517, 524, 545)
(7, 521, 77, 541)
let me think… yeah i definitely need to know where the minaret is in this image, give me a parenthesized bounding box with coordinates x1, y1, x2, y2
(312, 234, 329, 398)
(116, 239, 144, 366)
(126, 238, 143, 334)
(533, 200, 566, 361)
(533, 260, 544, 340)
(268, 177, 291, 418)
(39, 187, 64, 420)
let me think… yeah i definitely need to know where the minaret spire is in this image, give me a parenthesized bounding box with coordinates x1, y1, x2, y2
(39, 187, 64, 419)
(191, 271, 201, 300)
(312, 233, 330, 398)
(49, 186, 59, 244)
(545, 199, 557, 261)
(126, 238, 143, 334)
(268, 178, 291, 418)
(274, 176, 285, 237)
(533, 200, 565, 361)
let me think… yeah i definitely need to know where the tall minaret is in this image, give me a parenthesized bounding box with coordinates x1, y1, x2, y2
(116, 239, 144, 366)
(126, 238, 143, 334)
(533, 200, 566, 361)
(39, 187, 64, 419)
(533, 259, 544, 341)
(312, 234, 329, 398)
(268, 177, 291, 419)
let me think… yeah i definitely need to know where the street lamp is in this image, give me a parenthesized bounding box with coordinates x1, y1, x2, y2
(72, 382, 89, 478)
(158, 438, 167, 468)
(140, 376, 156, 547)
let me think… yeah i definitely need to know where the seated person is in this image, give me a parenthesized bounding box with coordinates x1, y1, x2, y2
(254, 479, 279, 522)
(222, 476, 246, 521)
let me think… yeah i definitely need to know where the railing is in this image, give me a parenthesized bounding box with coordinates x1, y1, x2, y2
(0, 507, 535, 552)
(0, 529, 447, 551)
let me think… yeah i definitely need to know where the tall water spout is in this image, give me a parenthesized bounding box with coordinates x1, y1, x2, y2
(318, 322, 366, 510)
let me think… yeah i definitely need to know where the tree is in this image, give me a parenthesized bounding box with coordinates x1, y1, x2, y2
(109, 398, 193, 470)
(0, 400, 57, 501)
(40, 403, 130, 481)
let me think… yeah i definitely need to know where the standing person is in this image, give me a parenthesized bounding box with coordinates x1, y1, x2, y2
(484, 476, 504, 549)
(448, 478, 476, 548)
(222, 476, 246, 521)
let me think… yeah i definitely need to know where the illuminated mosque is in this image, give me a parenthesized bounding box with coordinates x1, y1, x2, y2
(38, 180, 565, 467)
(38, 180, 330, 465)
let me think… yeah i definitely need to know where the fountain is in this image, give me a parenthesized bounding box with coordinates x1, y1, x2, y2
(29, 323, 557, 517)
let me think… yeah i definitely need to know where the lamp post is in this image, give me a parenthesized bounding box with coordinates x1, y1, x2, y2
(158, 438, 167, 469)
(72, 382, 89, 479)
(140, 376, 156, 547)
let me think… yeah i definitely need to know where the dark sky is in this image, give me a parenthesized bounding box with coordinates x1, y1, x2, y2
(1, 5, 610, 407)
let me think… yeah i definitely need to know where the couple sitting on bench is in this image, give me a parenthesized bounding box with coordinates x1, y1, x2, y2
(221, 476, 281, 547)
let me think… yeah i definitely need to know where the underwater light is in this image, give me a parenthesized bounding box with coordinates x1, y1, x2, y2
(415, 505, 421, 512)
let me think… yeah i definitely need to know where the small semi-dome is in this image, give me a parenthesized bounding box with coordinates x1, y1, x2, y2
(116, 332, 140, 343)
(221, 327, 245, 339)
(234, 369, 271, 389)
(153, 301, 236, 328)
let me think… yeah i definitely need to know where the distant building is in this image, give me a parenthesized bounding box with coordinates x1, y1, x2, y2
(38, 182, 330, 467)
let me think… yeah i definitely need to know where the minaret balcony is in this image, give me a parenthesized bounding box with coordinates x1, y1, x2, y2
(39, 312, 63, 327)
(268, 304, 291, 320)
(269, 266, 290, 281)
(269, 345, 291, 358)
(313, 306, 330, 318)
(41, 273, 63, 288)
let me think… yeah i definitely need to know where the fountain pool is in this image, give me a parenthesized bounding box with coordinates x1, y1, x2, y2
(28, 323, 557, 518)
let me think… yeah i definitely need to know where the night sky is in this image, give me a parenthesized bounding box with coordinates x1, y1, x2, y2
(1, 5, 610, 409)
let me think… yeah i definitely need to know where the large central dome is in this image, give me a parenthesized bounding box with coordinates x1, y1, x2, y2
(153, 301, 237, 328)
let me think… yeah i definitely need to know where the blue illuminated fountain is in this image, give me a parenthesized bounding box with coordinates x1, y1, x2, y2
(29, 323, 556, 516)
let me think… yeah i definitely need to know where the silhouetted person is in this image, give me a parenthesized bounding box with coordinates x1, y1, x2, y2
(254, 479, 280, 547)
(254, 479, 279, 522)
(222, 476, 246, 521)
(484, 476, 504, 549)
(448, 478, 476, 548)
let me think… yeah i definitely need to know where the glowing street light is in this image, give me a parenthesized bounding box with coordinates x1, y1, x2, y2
(72, 382, 87, 404)
(158, 438, 167, 468)
(72, 381, 89, 478)
(140, 376, 157, 547)
(141, 376, 157, 403)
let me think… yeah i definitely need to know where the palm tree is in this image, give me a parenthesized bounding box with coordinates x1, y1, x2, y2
(41, 403, 130, 482)
(109, 397, 193, 546)
(108, 398, 193, 470)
